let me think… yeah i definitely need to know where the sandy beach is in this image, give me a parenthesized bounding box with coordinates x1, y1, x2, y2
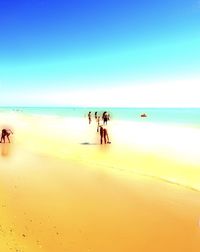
(0, 111, 200, 252)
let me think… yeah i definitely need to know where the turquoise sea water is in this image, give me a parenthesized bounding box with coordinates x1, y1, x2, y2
(1, 107, 200, 127)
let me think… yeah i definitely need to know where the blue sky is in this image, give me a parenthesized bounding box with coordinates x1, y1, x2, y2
(0, 0, 200, 106)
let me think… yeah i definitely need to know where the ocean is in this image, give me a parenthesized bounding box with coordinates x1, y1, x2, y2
(0, 107, 200, 127)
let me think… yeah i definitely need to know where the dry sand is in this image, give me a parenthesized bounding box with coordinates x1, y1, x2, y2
(0, 111, 200, 252)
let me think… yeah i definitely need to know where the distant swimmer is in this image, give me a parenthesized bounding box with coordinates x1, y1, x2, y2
(0, 129, 13, 143)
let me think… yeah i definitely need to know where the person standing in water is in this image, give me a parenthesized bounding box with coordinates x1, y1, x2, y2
(102, 111, 108, 125)
(97, 116, 101, 132)
(88, 111, 92, 124)
(95, 112, 98, 120)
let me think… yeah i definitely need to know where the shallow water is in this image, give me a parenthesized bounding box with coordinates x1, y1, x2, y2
(1, 106, 200, 126)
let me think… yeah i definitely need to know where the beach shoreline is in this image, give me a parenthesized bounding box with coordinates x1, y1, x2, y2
(0, 111, 200, 251)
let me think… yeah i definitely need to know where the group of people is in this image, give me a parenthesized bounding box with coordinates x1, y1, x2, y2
(88, 111, 110, 125)
(87, 111, 111, 145)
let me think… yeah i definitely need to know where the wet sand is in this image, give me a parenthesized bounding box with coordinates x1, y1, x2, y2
(0, 112, 200, 252)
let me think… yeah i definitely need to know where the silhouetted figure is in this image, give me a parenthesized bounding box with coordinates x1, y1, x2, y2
(0, 129, 13, 143)
(97, 116, 100, 132)
(88, 111, 92, 124)
(95, 112, 98, 120)
(102, 111, 108, 125)
(102, 111, 106, 120)
(99, 126, 110, 144)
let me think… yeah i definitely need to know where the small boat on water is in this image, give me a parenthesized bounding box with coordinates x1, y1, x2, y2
(140, 113, 147, 118)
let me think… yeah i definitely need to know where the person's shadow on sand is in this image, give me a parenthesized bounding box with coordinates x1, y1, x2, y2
(1, 143, 11, 157)
(80, 142, 98, 145)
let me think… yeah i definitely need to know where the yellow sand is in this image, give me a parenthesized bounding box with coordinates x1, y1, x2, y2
(0, 111, 200, 252)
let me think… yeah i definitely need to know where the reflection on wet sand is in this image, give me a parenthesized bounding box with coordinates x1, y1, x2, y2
(1, 143, 11, 157)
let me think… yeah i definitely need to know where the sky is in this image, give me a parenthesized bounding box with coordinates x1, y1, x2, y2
(0, 0, 200, 107)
